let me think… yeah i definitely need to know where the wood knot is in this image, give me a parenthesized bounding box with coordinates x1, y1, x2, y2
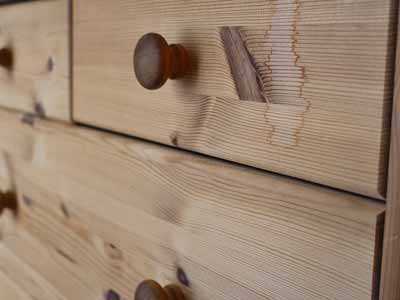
(21, 113, 36, 126)
(34, 101, 46, 119)
(47, 57, 54, 72)
(105, 242, 123, 261)
(22, 195, 33, 207)
(60, 202, 70, 219)
(170, 132, 179, 147)
(105, 289, 120, 300)
(177, 267, 189, 287)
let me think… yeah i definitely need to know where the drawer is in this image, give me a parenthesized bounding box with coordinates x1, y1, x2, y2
(0, 109, 385, 300)
(0, 0, 70, 121)
(73, 0, 397, 199)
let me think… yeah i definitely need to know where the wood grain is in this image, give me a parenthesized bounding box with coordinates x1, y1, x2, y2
(0, 243, 67, 300)
(379, 4, 400, 299)
(1, 228, 97, 300)
(0, 108, 386, 300)
(0, 270, 32, 300)
(0, 158, 67, 300)
(73, 0, 397, 198)
(0, 0, 70, 121)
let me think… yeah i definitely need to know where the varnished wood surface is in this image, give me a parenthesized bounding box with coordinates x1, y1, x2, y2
(379, 4, 400, 299)
(73, 0, 397, 198)
(0, 0, 70, 121)
(0, 108, 385, 300)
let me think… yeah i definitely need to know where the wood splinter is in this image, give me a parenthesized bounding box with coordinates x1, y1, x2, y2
(220, 27, 266, 103)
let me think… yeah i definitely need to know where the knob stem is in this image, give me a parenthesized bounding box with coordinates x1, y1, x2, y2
(169, 44, 190, 80)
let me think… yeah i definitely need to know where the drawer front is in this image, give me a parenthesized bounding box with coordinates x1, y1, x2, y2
(73, 0, 396, 199)
(0, 0, 70, 121)
(0, 109, 385, 300)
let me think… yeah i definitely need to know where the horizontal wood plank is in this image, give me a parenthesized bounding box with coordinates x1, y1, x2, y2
(0, 0, 70, 121)
(74, 0, 397, 198)
(0, 108, 385, 300)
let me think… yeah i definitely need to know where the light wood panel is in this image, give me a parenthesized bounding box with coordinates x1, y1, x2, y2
(0, 0, 70, 121)
(73, 0, 397, 198)
(0, 109, 385, 300)
(380, 4, 400, 299)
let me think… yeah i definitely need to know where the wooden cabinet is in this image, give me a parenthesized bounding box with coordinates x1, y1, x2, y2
(0, 0, 70, 121)
(73, 0, 396, 199)
(0, 1, 400, 300)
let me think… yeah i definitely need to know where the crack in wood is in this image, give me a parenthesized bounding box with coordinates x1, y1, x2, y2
(55, 248, 77, 264)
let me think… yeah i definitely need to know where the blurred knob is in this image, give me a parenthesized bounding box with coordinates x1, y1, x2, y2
(134, 33, 190, 90)
(0, 191, 17, 215)
(0, 47, 13, 70)
(134, 280, 186, 300)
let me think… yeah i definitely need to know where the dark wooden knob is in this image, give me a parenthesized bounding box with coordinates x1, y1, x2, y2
(0, 191, 17, 215)
(134, 33, 190, 90)
(0, 47, 14, 70)
(134, 280, 186, 300)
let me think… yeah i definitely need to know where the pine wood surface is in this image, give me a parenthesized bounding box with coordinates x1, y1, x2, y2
(0, 152, 64, 300)
(1, 228, 92, 300)
(0, 242, 66, 300)
(0, 270, 33, 300)
(0, 108, 386, 300)
(379, 4, 400, 299)
(0, 0, 70, 121)
(73, 0, 397, 198)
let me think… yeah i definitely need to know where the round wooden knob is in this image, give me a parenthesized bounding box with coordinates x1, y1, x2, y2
(134, 33, 190, 90)
(0, 47, 13, 70)
(134, 280, 186, 300)
(0, 191, 17, 215)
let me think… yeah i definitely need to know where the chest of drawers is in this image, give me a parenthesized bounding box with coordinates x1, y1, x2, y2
(0, 1, 399, 300)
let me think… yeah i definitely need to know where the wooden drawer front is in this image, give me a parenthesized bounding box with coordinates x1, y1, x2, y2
(0, 0, 70, 121)
(74, 0, 396, 199)
(0, 109, 385, 300)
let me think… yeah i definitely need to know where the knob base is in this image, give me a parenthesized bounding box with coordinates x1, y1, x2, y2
(169, 44, 190, 80)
